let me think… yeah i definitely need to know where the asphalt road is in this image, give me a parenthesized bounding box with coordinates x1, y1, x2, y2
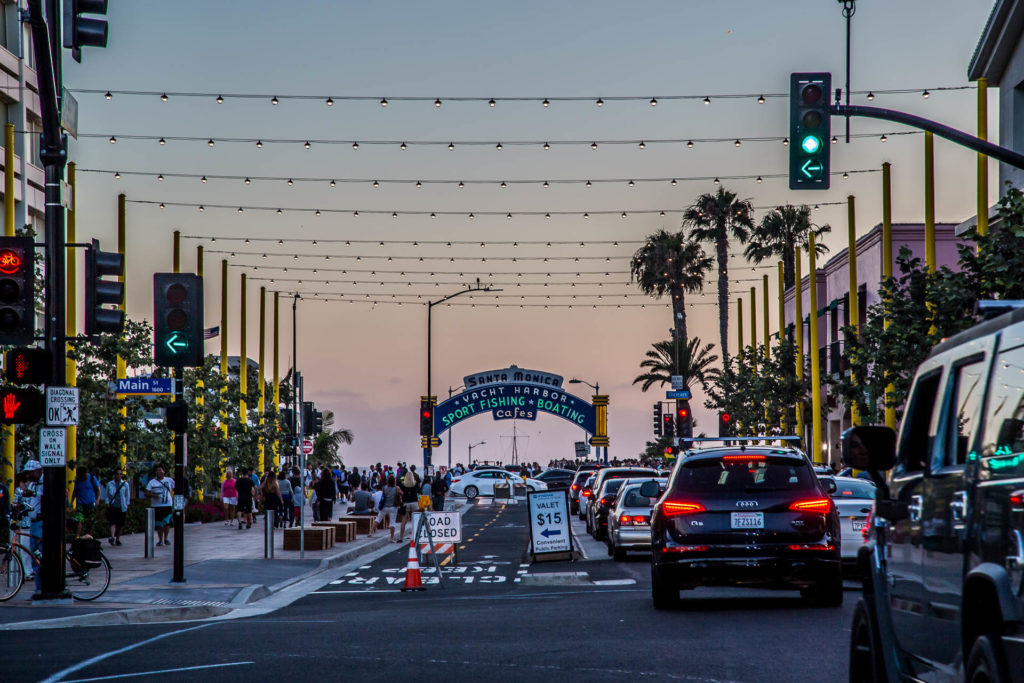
(2, 499, 855, 683)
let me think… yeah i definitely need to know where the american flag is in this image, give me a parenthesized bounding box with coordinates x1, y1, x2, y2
(203, 325, 220, 340)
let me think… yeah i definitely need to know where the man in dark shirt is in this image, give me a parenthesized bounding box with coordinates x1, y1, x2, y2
(235, 467, 256, 530)
(351, 482, 373, 515)
(314, 467, 336, 521)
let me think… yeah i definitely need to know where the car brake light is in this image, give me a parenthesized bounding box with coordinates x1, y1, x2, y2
(451, 479, 461, 484)
(662, 501, 706, 516)
(862, 508, 872, 540)
(788, 543, 835, 551)
(571, 484, 579, 491)
(790, 498, 832, 513)
(581, 490, 592, 497)
(722, 454, 766, 462)
(1010, 490, 1024, 508)
(661, 545, 708, 553)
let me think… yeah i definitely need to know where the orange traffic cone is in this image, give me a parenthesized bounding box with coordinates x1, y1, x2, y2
(401, 539, 425, 592)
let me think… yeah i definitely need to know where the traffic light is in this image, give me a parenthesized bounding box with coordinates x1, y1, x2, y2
(420, 397, 434, 438)
(718, 411, 733, 437)
(63, 0, 108, 63)
(313, 409, 324, 434)
(662, 412, 674, 438)
(789, 72, 832, 190)
(0, 236, 35, 346)
(280, 408, 295, 434)
(676, 401, 693, 439)
(302, 401, 315, 436)
(85, 239, 125, 337)
(153, 273, 204, 367)
(4, 348, 51, 385)
(653, 402, 663, 437)
(0, 387, 44, 424)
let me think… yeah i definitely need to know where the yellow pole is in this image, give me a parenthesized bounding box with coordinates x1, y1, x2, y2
(808, 233, 823, 464)
(778, 261, 786, 433)
(795, 246, 805, 448)
(258, 286, 266, 473)
(273, 292, 280, 469)
(737, 297, 744, 359)
(65, 163, 78, 499)
(762, 274, 770, 362)
(194, 245, 205, 501)
(220, 260, 228, 441)
(2, 124, 13, 496)
(240, 273, 247, 427)
(882, 164, 897, 431)
(117, 194, 127, 472)
(848, 195, 860, 426)
(924, 132, 936, 272)
(749, 287, 757, 369)
(977, 77, 989, 237)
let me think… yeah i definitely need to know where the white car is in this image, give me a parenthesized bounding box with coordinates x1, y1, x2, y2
(449, 470, 548, 499)
(818, 475, 876, 567)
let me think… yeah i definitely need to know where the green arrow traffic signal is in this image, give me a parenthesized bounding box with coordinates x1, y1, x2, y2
(801, 159, 824, 178)
(164, 331, 189, 354)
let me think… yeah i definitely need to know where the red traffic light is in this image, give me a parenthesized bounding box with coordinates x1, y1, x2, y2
(0, 387, 44, 424)
(4, 348, 52, 385)
(422, 411, 431, 419)
(677, 407, 690, 419)
(0, 249, 23, 275)
(721, 412, 731, 423)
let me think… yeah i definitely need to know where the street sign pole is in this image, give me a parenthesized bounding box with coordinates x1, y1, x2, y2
(171, 364, 185, 583)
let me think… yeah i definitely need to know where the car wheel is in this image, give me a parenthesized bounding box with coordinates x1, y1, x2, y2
(464, 486, 478, 500)
(606, 539, 614, 557)
(651, 563, 678, 610)
(849, 599, 885, 683)
(801, 566, 843, 607)
(594, 525, 606, 541)
(612, 545, 626, 561)
(966, 633, 1010, 683)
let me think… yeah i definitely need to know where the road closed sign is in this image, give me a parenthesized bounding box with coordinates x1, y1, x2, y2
(528, 489, 572, 557)
(409, 511, 462, 544)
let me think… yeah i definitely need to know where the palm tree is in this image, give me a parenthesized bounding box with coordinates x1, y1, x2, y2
(311, 410, 354, 467)
(633, 338, 720, 392)
(744, 204, 831, 290)
(630, 229, 713, 341)
(683, 187, 755, 363)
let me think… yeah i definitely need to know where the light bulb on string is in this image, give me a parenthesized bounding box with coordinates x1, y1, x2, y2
(104, 91, 111, 100)
(157, 174, 164, 181)
(158, 137, 165, 145)
(649, 98, 657, 106)
(304, 141, 311, 149)
(380, 97, 388, 107)
(704, 96, 711, 105)
(352, 142, 358, 150)
(542, 98, 549, 107)
(326, 97, 333, 106)
(496, 142, 503, 150)
(207, 139, 215, 147)
(756, 176, 763, 183)
(687, 140, 694, 148)
(287, 178, 293, 186)
(922, 90, 930, 99)
(591, 142, 598, 150)
(638, 141, 646, 149)
(448, 142, 454, 150)
(114, 171, 120, 179)
(400, 142, 406, 150)
(271, 96, 278, 105)
(757, 95, 765, 104)
(543, 142, 550, 150)
(109, 136, 116, 144)
(160, 93, 168, 102)
(866, 92, 875, 101)
(256, 140, 263, 148)
(330, 179, 336, 187)
(488, 98, 496, 107)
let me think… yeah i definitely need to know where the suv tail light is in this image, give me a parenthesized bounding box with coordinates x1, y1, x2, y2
(619, 514, 634, 525)
(862, 507, 873, 540)
(662, 501, 706, 517)
(789, 497, 832, 513)
(571, 484, 579, 491)
(600, 495, 615, 506)
(581, 489, 592, 498)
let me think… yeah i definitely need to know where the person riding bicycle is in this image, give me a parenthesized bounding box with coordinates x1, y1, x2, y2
(18, 461, 43, 591)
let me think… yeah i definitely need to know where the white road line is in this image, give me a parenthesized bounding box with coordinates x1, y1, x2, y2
(62, 662, 253, 683)
(39, 623, 216, 683)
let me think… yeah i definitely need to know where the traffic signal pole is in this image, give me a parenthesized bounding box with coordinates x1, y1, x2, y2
(172, 365, 185, 583)
(27, 0, 69, 601)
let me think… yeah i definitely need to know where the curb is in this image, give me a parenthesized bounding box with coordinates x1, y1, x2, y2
(0, 534, 396, 631)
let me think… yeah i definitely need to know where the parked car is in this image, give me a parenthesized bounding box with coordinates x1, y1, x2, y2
(817, 475, 874, 573)
(448, 470, 548, 499)
(534, 469, 575, 490)
(577, 474, 597, 521)
(648, 447, 841, 610)
(844, 307, 1024, 682)
(568, 470, 593, 514)
(607, 479, 666, 560)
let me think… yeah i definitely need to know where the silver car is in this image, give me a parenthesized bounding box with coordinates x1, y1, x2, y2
(606, 479, 665, 560)
(818, 475, 875, 566)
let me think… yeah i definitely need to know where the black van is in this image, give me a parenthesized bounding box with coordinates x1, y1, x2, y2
(843, 308, 1024, 682)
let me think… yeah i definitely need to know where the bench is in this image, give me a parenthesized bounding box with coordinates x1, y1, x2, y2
(283, 526, 334, 551)
(313, 520, 357, 543)
(338, 515, 376, 535)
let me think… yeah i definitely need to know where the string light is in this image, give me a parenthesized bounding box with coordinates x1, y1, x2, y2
(256, 140, 263, 148)
(649, 98, 657, 106)
(831, 136, 837, 144)
(703, 96, 711, 105)
(271, 96, 278, 105)
(866, 92, 875, 100)
(207, 139, 215, 147)
(757, 95, 765, 104)
(104, 91, 111, 99)
(638, 141, 646, 149)
(160, 93, 167, 102)
(400, 142, 407, 150)
(114, 171, 120, 179)
(880, 134, 887, 142)
(488, 98, 496, 107)
(326, 97, 334, 106)
(542, 98, 549, 107)
(434, 98, 442, 107)
(158, 137, 165, 145)
(448, 142, 454, 150)
(157, 174, 164, 181)
(687, 140, 693, 148)
(109, 136, 116, 144)
(330, 179, 336, 187)
(352, 142, 358, 150)
(380, 97, 388, 107)
(543, 142, 550, 150)
(922, 90, 929, 98)
(596, 98, 603, 107)
(216, 95, 224, 103)
(496, 142, 503, 150)
(304, 141, 311, 149)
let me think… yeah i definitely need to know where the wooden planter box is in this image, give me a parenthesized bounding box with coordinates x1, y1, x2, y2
(283, 526, 334, 551)
(314, 520, 357, 543)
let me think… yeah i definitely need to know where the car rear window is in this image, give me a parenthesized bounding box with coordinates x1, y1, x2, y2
(674, 456, 815, 493)
(623, 487, 657, 508)
(598, 479, 627, 496)
(828, 479, 875, 499)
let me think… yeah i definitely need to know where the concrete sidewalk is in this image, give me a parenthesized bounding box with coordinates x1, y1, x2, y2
(0, 502, 397, 629)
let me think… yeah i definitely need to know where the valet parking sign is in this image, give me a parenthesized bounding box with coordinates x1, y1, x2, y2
(528, 489, 573, 557)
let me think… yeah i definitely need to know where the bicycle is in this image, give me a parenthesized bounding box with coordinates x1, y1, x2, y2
(0, 518, 111, 601)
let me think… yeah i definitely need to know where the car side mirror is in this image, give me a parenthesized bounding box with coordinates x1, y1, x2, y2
(822, 479, 837, 494)
(639, 480, 659, 498)
(841, 426, 897, 472)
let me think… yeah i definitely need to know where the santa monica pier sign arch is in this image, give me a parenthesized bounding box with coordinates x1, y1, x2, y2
(432, 365, 609, 449)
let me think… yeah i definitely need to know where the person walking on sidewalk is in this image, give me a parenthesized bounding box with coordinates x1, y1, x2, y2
(277, 472, 292, 529)
(235, 467, 256, 529)
(260, 472, 282, 529)
(397, 467, 421, 543)
(289, 467, 303, 527)
(375, 475, 401, 542)
(72, 467, 101, 536)
(314, 466, 336, 521)
(431, 471, 448, 511)
(105, 470, 130, 546)
(221, 470, 238, 526)
(146, 465, 174, 547)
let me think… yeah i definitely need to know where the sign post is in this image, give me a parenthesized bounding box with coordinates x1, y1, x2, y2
(527, 489, 573, 562)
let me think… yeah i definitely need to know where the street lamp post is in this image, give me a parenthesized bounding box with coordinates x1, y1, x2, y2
(569, 378, 604, 464)
(467, 441, 485, 466)
(426, 280, 500, 473)
(448, 384, 465, 470)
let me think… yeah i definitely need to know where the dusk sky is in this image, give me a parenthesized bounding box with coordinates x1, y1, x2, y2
(62, 1, 995, 468)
